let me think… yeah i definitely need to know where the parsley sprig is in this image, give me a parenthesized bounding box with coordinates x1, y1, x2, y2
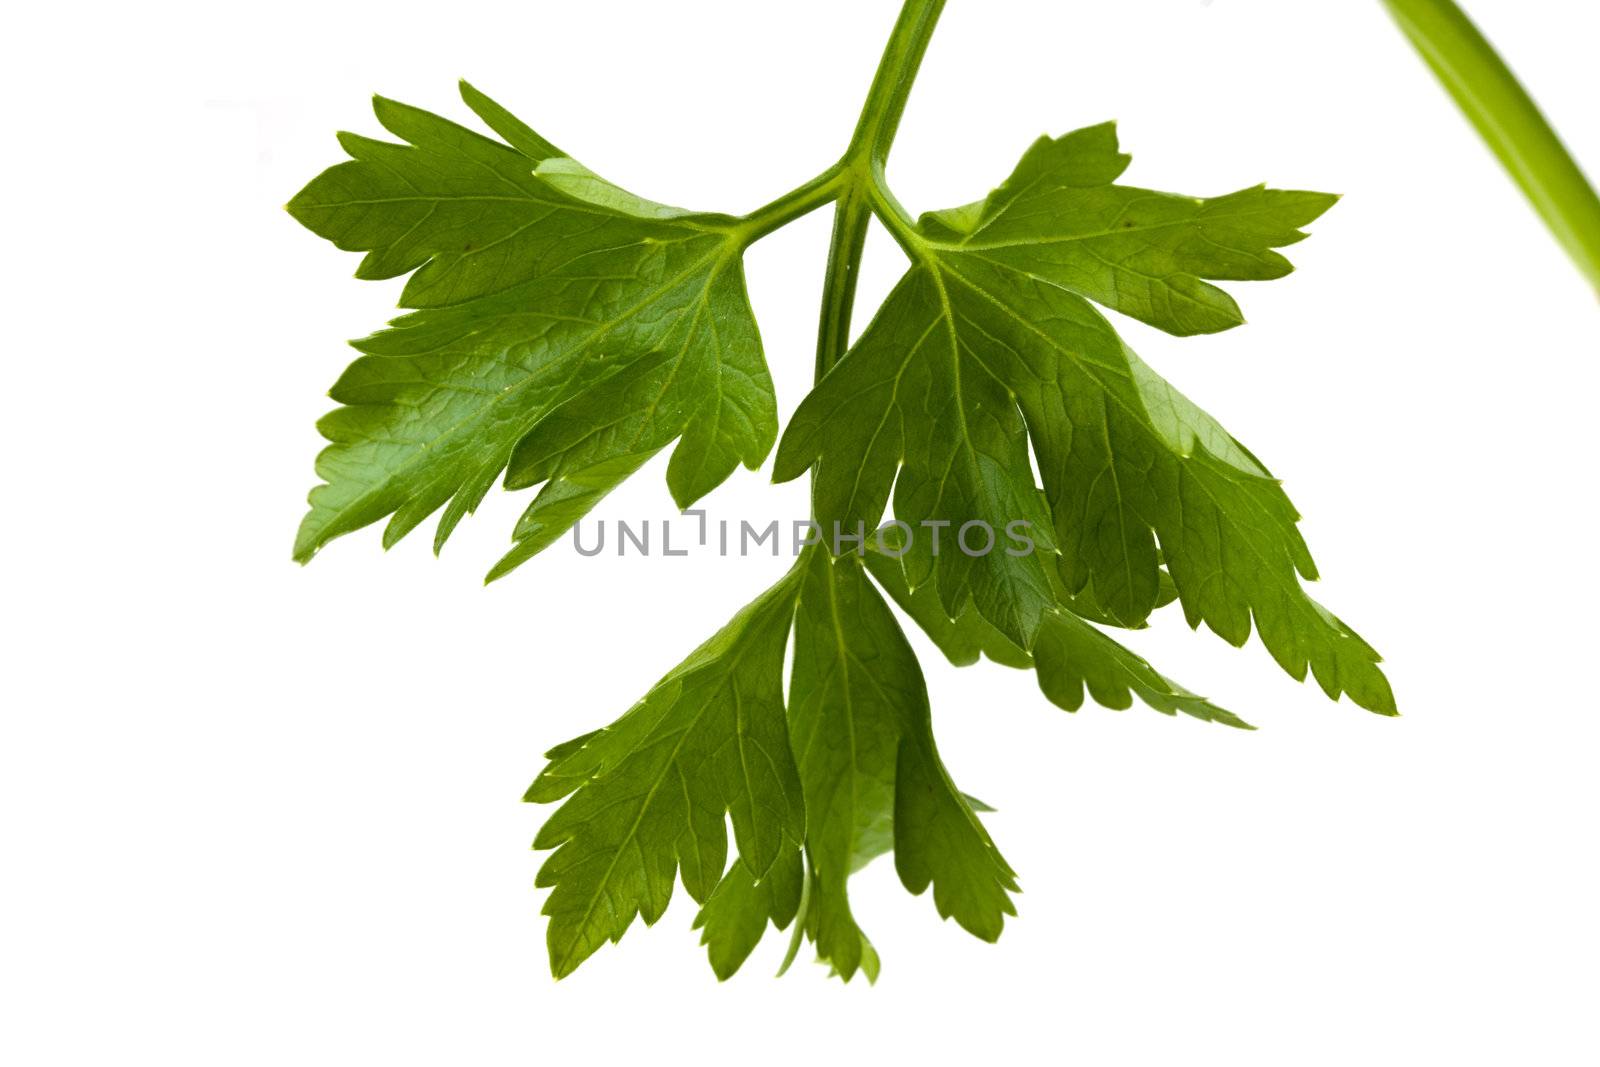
(288, 0, 1394, 980)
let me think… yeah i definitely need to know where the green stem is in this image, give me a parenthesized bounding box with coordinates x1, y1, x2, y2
(864, 179, 926, 263)
(1383, 0, 1600, 296)
(735, 165, 844, 244)
(844, 0, 947, 168)
(814, 185, 872, 378)
(816, 0, 946, 376)
(734, 0, 945, 380)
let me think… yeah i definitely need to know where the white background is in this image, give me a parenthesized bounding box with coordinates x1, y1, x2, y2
(4, 0, 1598, 1063)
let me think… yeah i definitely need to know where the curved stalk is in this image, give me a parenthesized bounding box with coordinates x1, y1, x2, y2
(1383, 0, 1600, 296)
(863, 171, 926, 263)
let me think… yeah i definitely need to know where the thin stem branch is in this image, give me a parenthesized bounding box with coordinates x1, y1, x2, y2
(863, 175, 924, 262)
(802, 0, 945, 527)
(732, 0, 946, 386)
(813, 0, 946, 379)
(814, 185, 872, 379)
(734, 165, 844, 244)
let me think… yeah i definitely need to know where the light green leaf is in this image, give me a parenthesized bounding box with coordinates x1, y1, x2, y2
(534, 157, 695, 220)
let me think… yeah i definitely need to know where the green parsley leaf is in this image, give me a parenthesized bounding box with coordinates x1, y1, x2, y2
(525, 571, 804, 978)
(776, 123, 1394, 714)
(552, 549, 1015, 982)
(788, 548, 1017, 977)
(783, 548, 901, 980)
(692, 849, 804, 982)
(865, 546, 1251, 730)
(919, 123, 1338, 337)
(287, 84, 775, 575)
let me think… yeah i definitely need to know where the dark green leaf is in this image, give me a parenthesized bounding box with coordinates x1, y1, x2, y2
(806, 554, 1019, 944)
(866, 547, 1249, 729)
(526, 571, 804, 978)
(287, 86, 775, 572)
(692, 850, 803, 981)
(778, 124, 1392, 713)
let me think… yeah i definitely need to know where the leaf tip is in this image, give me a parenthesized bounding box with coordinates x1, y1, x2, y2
(666, 482, 697, 513)
(1364, 697, 1401, 718)
(290, 522, 323, 566)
